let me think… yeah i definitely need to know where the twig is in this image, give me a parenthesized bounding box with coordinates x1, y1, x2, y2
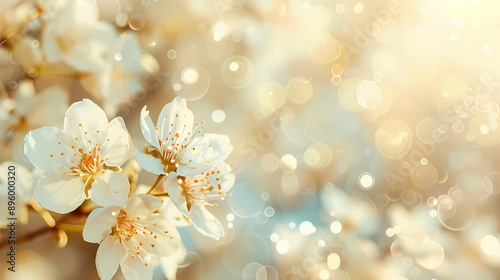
(0, 214, 84, 249)
(147, 174, 166, 194)
(0, 226, 52, 249)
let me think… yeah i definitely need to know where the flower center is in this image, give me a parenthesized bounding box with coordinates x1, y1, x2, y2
(144, 122, 205, 174)
(70, 146, 103, 176)
(117, 220, 137, 241)
(111, 209, 162, 267)
(144, 145, 181, 174)
(112, 209, 135, 241)
(178, 174, 226, 210)
(68, 146, 104, 198)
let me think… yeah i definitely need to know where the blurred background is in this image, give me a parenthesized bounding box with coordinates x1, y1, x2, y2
(2, 0, 500, 279)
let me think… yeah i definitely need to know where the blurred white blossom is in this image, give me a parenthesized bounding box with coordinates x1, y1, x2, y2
(81, 32, 149, 116)
(0, 161, 42, 227)
(41, 0, 115, 72)
(0, 81, 68, 164)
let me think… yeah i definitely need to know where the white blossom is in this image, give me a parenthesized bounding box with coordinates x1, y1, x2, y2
(80, 32, 149, 117)
(83, 194, 181, 280)
(2, 81, 68, 164)
(24, 99, 133, 213)
(135, 97, 233, 177)
(166, 162, 235, 239)
(41, 0, 115, 72)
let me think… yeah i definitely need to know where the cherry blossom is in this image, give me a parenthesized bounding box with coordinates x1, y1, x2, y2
(166, 162, 235, 239)
(41, 0, 115, 72)
(24, 99, 133, 213)
(83, 194, 181, 280)
(0, 81, 68, 164)
(80, 32, 150, 117)
(135, 97, 233, 177)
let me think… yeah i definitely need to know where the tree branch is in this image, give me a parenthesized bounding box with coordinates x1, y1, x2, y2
(147, 174, 166, 194)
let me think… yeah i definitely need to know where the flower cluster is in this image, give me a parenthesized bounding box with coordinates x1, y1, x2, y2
(135, 97, 234, 239)
(22, 97, 235, 280)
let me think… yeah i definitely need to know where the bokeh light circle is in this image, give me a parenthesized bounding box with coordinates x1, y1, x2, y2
(411, 163, 438, 189)
(287, 77, 313, 104)
(358, 172, 375, 189)
(171, 65, 211, 100)
(129, 14, 146, 30)
(257, 82, 287, 114)
(221, 55, 255, 89)
(94, 0, 121, 22)
(356, 80, 383, 109)
(374, 120, 413, 159)
(437, 189, 476, 231)
(483, 171, 500, 194)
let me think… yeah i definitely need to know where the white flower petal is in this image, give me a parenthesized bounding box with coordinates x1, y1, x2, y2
(140, 106, 159, 149)
(206, 162, 235, 193)
(157, 97, 194, 144)
(124, 194, 162, 217)
(100, 117, 133, 166)
(120, 251, 153, 280)
(24, 127, 78, 172)
(122, 214, 180, 258)
(175, 165, 207, 178)
(63, 99, 109, 150)
(165, 172, 189, 216)
(179, 134, 233, 177)
(89, 171, 129, 207)
(215, 160, 232, 173)
(194, 133, 233, 162)
(34, 171, 86, 214)
(219, 173, 235, 193)
(189, 204, 225, 240)
(160, 245, 186, 280)
(96, 235, 122, 280)
(134, 148, 165, 175)
(160, 198, 190, 227)
(142, 213, 181, 257)
(83, 205, 120, 243)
